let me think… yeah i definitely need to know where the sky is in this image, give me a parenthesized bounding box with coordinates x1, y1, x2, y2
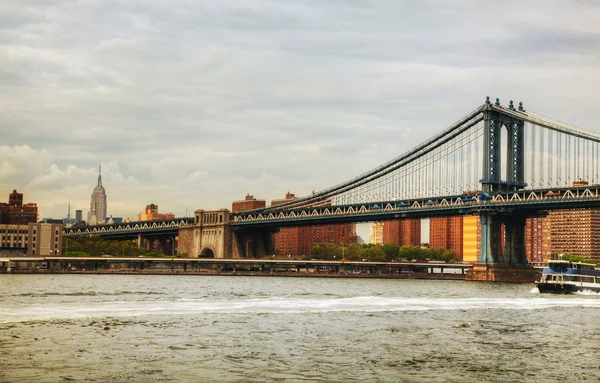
(2, 0, 600, 241)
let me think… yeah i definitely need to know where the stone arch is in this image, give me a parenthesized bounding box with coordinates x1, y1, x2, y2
(199, 247, 215, 258)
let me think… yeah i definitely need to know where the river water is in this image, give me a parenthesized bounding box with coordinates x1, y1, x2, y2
(1, 275, 599, 382)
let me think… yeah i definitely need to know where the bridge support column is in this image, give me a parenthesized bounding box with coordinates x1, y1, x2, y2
(503, 215, 528, 265)
(232, 228, 276, 259)
(468, 211, 537, 283)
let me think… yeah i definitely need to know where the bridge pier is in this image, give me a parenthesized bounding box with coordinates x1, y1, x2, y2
(177, 209, 233, 258)
(467, 211, 538, 283)
(233, 228, 277, 259)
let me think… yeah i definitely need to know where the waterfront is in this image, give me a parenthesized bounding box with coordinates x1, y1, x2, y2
(1, 275, 599, 382)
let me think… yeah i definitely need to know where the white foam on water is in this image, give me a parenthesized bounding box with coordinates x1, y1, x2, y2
(574, 289, 600, 296)
(530, 287, 540, 294)
(2, 295, 600, 323)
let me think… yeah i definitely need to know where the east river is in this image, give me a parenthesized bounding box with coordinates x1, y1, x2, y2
(1, 275, 599, 382)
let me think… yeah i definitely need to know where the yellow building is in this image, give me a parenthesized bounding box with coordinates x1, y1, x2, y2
(462, 215, 479, 264)
(369, 222, 384, 245)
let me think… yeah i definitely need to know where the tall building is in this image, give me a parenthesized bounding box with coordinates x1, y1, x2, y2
(383, 219, 421, 247)
(0, 190, 38, 224)
(232, 194, 266, 213)
(271, 193, 307, 256)
(138, 204, 175, 221)
(549, 209, 600, 262)
(525, 216, 551, 263)
(89, 163, 107, 224)
(75, 210, 83, 223)
(430, 216, 464, 259)
(370, 222, 384, 245)
(244, 192, 359, 257)
(462, 215, 480, 263)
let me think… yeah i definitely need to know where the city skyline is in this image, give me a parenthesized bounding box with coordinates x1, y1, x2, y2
(2, 1, 600, 234)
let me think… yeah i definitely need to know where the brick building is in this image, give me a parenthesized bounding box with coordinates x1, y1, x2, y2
(138, 203, 175, 221)
(525, 216, 551, 263)
(430, 216, 463, 259)
(382, 219, 421, 247)
(235, 193, 358, 257)
(232, 194, 266, 213)
(0, 190, 38, 225)
(549, 209, 600, 262)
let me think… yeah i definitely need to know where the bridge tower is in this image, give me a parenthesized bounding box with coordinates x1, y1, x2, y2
(469, 97, 537, 282)
(481, 97, 526, 193)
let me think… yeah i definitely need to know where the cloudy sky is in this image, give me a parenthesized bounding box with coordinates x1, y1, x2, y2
(2, 0, 600, 239)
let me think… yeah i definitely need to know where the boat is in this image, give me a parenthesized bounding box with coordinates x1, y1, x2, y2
(537, 260, 600, 294)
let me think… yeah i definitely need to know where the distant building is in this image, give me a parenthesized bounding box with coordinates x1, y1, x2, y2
(138, 204, 175, 221)
(106, 216, 123, 224)
(40, 218, 63, 224)
(0, 190, 38, 225)
(271, 193, 310, 255)
(383, 219, 421, 247)
(525, 216, 551, 263)
(370, 222, 384, 245)
(0, 222, 63, 256)
(75, 210, 83, 223)
(269, 192, 356, 256)
(549, 209, 600, 262)
(232, 194, 266, 213)
(89, 163, 107, 224)
(462, 215, 479, 263)
(430, 216, 463, 259)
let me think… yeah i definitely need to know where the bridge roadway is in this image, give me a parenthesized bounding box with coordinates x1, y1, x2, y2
(232, 185, 600, 228)
(65, 186, 600, 238)
(1, 257, 472, 276)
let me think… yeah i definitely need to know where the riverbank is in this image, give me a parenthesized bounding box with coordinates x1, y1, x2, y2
(6, 269, 466, 280)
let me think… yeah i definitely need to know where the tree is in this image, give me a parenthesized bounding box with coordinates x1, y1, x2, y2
(381, 244, 400, 261)
(362, 246, 386, 262)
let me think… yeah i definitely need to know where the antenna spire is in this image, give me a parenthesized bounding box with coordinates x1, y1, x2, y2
(97, 161, 103, 187)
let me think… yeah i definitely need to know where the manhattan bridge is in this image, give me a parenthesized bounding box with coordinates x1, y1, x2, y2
(68, 97, 600, 280)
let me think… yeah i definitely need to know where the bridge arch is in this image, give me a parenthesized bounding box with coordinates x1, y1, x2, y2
(199, 247, 215, 258)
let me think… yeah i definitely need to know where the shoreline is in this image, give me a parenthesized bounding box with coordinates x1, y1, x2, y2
(4, 269, 466, 280)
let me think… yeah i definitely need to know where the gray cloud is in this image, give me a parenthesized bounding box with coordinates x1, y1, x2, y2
(1, 0, 600, 241)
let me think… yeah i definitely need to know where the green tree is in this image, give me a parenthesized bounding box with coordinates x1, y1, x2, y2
(362, 245, 386, 262)
(381, 244, 400, 261)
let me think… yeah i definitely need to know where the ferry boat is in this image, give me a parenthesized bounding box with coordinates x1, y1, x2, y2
(537, 260, 600, 294)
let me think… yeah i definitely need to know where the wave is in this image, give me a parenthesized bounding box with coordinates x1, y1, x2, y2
(2, 296, 600, 323)
(9, 291, 164, 298)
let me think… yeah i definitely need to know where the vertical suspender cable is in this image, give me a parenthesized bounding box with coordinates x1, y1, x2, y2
(567, 135, 571, 185)
(530, 124, 535, 187)
(540, 126, 545, 187)
(576, 137, 580, 181)
(548, 129, 553, 186)
(586, 140, 590, 181)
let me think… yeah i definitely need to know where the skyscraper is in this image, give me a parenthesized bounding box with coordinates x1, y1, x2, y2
(89, 163, 107, 225)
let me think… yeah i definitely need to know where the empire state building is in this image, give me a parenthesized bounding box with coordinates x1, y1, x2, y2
(89, 163, 107, 225)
